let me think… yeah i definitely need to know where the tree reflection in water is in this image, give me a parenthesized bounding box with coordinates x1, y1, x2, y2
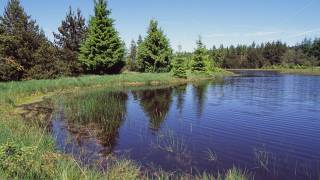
(132, 87, 173, 131)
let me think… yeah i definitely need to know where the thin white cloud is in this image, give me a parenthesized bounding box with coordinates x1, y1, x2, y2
(203, 33, 241, 38)
(244, 31, 281, 37)
(288, 28, 320, 38)
(204, 31, 282, 38)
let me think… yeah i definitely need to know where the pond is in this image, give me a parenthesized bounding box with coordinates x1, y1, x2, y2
(51, 70, 320, 180)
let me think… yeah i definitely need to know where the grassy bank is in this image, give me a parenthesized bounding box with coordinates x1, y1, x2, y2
(277, 67, 320, 75)
(259, 66, 320, 75)
(228, 67, 320, 76)
(0, 71, 250, 180)
(0, 71, 232, 105)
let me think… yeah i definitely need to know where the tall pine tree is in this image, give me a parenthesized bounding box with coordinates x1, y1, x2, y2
(127, 40, 137, 71)
(136, 19, 173, 73)
(191, 38, 207, 72)
(79, 0, 125, 74)
(54, 7, 87, 75)
(0, 0, 57, 81)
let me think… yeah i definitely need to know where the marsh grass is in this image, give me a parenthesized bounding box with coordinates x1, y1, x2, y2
(225, 167, 250, 180)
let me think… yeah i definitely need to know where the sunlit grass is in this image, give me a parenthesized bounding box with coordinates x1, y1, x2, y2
(225, 167, 249, 180)
(1, 72, 230, 106)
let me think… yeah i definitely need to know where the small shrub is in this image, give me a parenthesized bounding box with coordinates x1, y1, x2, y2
(0, 141, 36, 178)
(0, 141, 57, 179)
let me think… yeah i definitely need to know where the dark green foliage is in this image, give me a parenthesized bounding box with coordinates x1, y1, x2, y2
(137, 35, 143, 45)
(311, 38, 320, 65)
(127, 40, 137, 71)
(210, 45, 225, 67)
(172, 57, 187, 78)
(0, 57, 24, 81)
(54, 7, 87, 75)
(26, 42, 67, 79)
(281, 49, 317, 67)
(191, 38, 207, 72)
(262, 41, 287, 65)
(0, 0, 60, 81)
(207, 38, 320, 69)
(136, 20, 173, 73)
(79, 0, 125, 74)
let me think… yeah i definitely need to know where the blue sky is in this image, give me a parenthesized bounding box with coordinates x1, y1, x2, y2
(1, 0, 320, 51)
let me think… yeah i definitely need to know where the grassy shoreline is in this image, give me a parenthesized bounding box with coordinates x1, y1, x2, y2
(0, 71, 251, 179)
(228, 67, 320, 76)
(0, 71, 231, 105)
(276, 68, 320, 75)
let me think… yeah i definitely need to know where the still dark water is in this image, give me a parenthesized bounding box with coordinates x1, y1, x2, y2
(52, 70, 320, 180)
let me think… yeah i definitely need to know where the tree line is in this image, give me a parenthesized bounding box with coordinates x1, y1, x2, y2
(208, 39, 320, 69)
(1, 0, 319, 81)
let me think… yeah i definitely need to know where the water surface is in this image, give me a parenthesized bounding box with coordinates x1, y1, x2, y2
(52, 70, 320, 180)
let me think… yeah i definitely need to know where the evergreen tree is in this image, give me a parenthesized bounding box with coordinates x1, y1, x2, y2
(79, 0, 125, 74)
(136, 19, 173, 73)
(137, 35, 143, 45)
(311, 38, 320, 65)
(54, 7, 87, 74)
(127, 40, 137, 71)
(27, 42, 64, 79)
(172, 57, 187, 78)
(0, 0, 57, 81)
(262, 41, 287, 65)
(136, 35, 143, 70)
(247, 47, 263, 68)
(191, 38, 207, 72)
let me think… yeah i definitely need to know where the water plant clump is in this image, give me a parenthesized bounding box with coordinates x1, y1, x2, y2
(206, 148, 218, 162)
(154, 130, 187, 155)
(61, 90, 128, 149)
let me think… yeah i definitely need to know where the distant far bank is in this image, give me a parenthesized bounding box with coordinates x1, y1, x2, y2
(227, 67, 320, 76)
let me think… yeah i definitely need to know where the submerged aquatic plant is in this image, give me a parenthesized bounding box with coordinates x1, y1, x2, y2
(155, 130, 187, 154)
(253, 145, 270, 172)
(206, 148, 218, 162)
